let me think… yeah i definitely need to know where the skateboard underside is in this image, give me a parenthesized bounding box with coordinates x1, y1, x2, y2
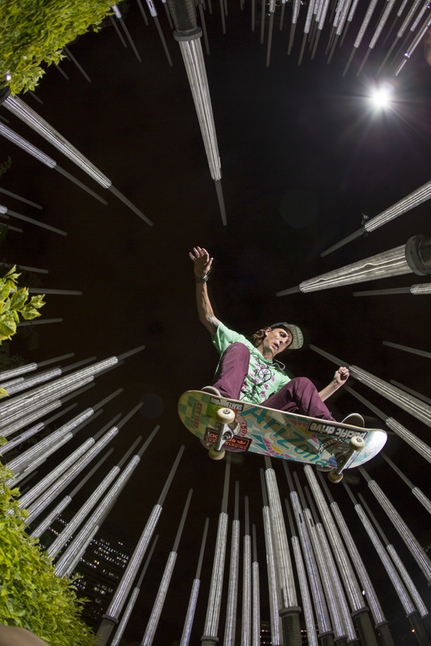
(178, 391, 387, 470)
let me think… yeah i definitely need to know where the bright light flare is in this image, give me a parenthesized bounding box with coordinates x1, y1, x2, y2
(370, 82, 394, 109)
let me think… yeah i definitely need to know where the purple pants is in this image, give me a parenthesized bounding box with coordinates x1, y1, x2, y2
(212, 342, 332, 420)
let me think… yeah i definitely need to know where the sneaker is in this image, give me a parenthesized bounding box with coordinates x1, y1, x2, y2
(341, 413, 365, 427)
(201, 385, 221, 397)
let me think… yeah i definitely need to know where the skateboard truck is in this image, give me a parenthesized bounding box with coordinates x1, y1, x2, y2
(207, 407, 240, 460)
(327, 435, 366, 483)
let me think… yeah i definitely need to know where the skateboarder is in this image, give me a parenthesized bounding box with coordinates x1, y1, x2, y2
(189, 246, 363, 426)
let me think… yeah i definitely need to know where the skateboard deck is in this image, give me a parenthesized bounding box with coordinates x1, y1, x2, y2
(178, 390, 387, 470)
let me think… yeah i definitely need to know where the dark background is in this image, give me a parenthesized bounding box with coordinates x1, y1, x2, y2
(1, 0, 431, 642)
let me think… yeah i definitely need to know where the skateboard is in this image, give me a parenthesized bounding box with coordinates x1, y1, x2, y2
(178, 390, 387, 482)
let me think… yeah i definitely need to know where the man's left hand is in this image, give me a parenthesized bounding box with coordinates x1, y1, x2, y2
(334, 366, 349, 386)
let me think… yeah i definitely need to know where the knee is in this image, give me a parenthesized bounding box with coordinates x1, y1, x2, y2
(291, 377, 315, 392)
(223, 342, 250, 360)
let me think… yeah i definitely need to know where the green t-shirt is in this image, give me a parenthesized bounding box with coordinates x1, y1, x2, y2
(212, 321, 291, 404)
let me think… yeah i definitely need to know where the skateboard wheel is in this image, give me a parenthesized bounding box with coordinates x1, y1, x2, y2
(217, 408, 235, 424)
(328, 471, 343, 484)
(208, 446, 225, 461)
(350, 436, 366, 450)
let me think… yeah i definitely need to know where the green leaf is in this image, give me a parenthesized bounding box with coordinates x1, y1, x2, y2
(0, 318, 16, 337)
(9, 288, 28, 311)
(19, 306, 41, 321)
(29, 294, 45, 309)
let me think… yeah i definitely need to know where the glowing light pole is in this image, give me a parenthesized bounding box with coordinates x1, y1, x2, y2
(95, 446, 185, 645)
(395, 13, 431, 76)
(277, 235, 431, 295)
(283, 466, 332, 643)
(315, 472, 394, 646)
(264, 458, 302, 645)
(201, 458, 231, 646)
(145, 0, 174, 66)
(353, 282, 431, 296)
(0, 121, 108, 205)
(141, 489, 193, 645)
(304, 466, 380, 646)
(259, 470, 283, 644)
(168, 0, 227, 225)
(0, 92, 153, 225)
(223, 482, 240, 646)
(359, 467, 431, 583)
(179, 519, 210, 646)
(0, 203, 66, 236)
(321, 179, 431, 257)
(343, 483, 426, 640)
(343, 0, 379, 76)
(110, 538, 159, 646)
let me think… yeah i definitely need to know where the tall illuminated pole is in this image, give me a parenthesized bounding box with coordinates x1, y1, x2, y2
(382, 453, 431, 517)
(201, 458, 231, 646)
(321, 179, 431, 257)
(353, 283, 431, 296)
(95, 446, 185, 646)
(395, 14, 431, 76)
(304, 466, 380, 646)
(241, 496, 252, 646)
(264, 458, 302, 645)
(168, 0, 226, 226)
(316, 471, 395, 646)
(376, 0, 423, 74)
(357, 492, 431, 633)
(141, 489, 193, 645)
(343, 0, 379, 75)
(0, 203, 66, 235)
(110, 538, 159, 646)
(344, 383, 431, 465)
(30, 448, 115, 540)
(283, 466, 332, 644)
(343, 483, 428, 641)
(223, 482, 240, 646)
(179, 518, 210, 646)
(259, 470, 282, 645)
(0, 121, 107, 205)
(283, 497, 319, 646)
(310, 344, 431, 430)
(0, 91, 153, 226)
(144, 0, 174, 66)
(277, 235, 431, 295)
(359, 467, 431, 584)
(356, 0, 396, 75)
(46, 436, 137, 555)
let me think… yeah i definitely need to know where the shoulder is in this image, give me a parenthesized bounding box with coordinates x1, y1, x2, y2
(213, 321, 254, 351)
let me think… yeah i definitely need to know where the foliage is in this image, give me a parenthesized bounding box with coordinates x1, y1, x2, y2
(0, 265, 45, 343)
(0, 266, 45, 396)
(0, 157, 12, 179)
(0, 0, 117, 95)
(0, 462, 96, 645)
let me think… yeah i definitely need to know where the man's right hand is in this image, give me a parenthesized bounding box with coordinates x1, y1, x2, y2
(189, 246, 214, 281)
(189, 246, 219, 336)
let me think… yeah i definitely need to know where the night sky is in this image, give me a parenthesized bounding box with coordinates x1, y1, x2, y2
(1, 0, 431, 643)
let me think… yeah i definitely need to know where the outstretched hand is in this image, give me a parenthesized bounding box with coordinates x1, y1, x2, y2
(334, 366, 350, 386)
(189, 246, 214, 280)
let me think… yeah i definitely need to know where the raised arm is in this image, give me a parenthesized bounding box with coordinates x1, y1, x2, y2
(189, 246, 220, 337)
(318, 366, 349, 402)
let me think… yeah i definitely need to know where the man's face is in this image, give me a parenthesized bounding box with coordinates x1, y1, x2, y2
(259, 327, 292, 359)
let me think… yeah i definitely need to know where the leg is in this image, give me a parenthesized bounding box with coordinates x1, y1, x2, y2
(212, 343, 250, 399)
(262, 377, 333, 420)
